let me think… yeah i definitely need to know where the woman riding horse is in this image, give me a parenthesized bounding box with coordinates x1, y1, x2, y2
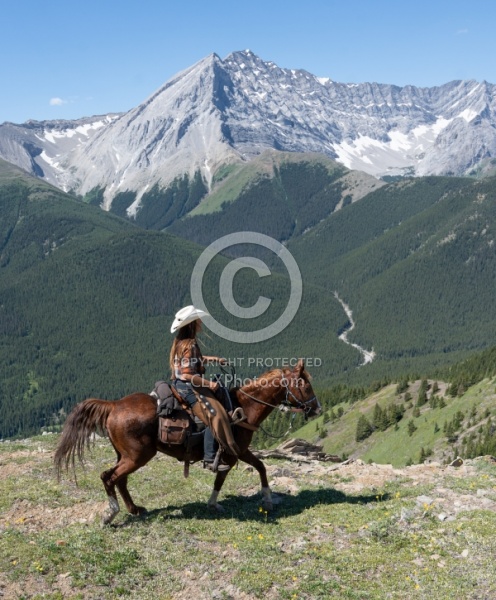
(169, 305, 234, 472)
(54, 339, 321, 525)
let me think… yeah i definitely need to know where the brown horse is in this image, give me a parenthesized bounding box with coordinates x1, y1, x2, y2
(54, 359, 320, 524)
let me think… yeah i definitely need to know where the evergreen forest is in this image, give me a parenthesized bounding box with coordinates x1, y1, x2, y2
(1, 153, 496, 457)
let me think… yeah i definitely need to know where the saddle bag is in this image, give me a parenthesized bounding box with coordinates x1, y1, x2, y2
(158, 409, 191, 445)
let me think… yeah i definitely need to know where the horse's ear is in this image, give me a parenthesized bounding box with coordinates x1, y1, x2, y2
(294, 359, 305, 376)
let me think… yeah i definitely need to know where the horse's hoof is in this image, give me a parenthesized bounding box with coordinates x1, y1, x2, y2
(102, 511, 116, 526)
(129, 506, 148, 517)
(208, 503, 225, 513)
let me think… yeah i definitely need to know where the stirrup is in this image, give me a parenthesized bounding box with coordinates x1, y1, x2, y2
(204, 448, 231, 473)
(231, 407, 246, 424)
(204, 460, 230, 473)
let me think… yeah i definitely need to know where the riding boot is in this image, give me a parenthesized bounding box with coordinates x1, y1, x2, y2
(190, 394, 240, 456)
(203, 428, 230, 472)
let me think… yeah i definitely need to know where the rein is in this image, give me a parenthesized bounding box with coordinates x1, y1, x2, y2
(237, 377, 317, 417)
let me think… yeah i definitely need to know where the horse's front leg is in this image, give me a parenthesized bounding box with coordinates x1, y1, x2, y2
(238, 449, 275, 511)
(207, 470, 231, 512)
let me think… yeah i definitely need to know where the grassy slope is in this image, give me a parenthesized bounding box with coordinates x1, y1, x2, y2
(188, 151, 351, 216)
(0, 434, 495, 599)
(295, 378, 496, 467)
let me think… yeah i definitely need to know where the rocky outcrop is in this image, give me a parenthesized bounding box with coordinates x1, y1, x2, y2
(255, 438, 342, 462)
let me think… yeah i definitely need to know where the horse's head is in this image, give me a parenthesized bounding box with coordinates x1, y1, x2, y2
(281, 359, 321, 418)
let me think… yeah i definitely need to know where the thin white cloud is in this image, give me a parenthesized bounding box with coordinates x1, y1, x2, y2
(456, 28, 469, 35)
(49, 97, 67, 106)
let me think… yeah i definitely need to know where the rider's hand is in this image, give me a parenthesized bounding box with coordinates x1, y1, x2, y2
(210, 381, 220, 392)
(218, 357, 227, 366)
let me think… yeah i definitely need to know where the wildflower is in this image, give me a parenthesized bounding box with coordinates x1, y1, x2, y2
(258, 534, 264, 540)
(247, 536, 252, 540)
(395, 491, 401, 499)
(32, 561, 44, 573)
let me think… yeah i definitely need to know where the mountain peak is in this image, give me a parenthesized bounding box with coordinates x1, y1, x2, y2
(1, 50, 496, 209)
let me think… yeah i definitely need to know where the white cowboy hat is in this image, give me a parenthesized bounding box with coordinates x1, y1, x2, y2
(170, 305, 209, 333)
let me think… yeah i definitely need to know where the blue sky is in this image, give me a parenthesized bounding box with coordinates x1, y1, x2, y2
(2, 0, 494, 124)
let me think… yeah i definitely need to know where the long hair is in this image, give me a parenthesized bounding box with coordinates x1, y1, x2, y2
(169, 321, 200, 376)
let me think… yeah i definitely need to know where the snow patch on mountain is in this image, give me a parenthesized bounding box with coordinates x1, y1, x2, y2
(1, 51, 496, 211)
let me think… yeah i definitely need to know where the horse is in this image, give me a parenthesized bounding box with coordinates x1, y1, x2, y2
(54, 359, 321, 525)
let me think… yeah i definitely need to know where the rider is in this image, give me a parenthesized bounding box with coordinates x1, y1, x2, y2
(169, 305, 232, 472)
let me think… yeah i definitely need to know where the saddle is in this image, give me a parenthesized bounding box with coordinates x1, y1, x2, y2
(151, 381, 202, 446)
(151, 380, 245, 454)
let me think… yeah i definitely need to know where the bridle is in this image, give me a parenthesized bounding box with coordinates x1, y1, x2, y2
(237, 373, 319, 420)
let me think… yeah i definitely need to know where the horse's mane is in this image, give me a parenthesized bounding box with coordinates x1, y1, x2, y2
(259, 367, 311, 381)
(237, 366, 311, 394)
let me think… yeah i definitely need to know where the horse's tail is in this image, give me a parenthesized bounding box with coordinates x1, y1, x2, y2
(54, 398, 115, 480)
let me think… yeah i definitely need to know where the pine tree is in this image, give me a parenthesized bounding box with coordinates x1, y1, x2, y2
(356, 415, 373, 442)
(396, 378, 409, 394)
(417, 383, 427, 407)
(373, 403, 385, 430)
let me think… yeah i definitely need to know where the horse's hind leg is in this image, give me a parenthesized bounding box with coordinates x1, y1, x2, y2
(116, 474, 147, 516)
(101, 465, 121, 525)
(100, 457, 147, 525)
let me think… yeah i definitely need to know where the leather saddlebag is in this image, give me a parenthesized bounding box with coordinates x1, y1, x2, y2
(159, 410, 191, 445)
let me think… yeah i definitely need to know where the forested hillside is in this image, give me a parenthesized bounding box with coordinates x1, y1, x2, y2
(0, 160, 356, 438)
(3, 154, 496, 440)
(166, 152, 382, 248)
(288, 175, 496, 375)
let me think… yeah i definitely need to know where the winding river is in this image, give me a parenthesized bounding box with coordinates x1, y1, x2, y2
(334, 292, 376, 366)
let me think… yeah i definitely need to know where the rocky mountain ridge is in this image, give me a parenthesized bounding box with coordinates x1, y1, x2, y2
(1, 50, 496, 217)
